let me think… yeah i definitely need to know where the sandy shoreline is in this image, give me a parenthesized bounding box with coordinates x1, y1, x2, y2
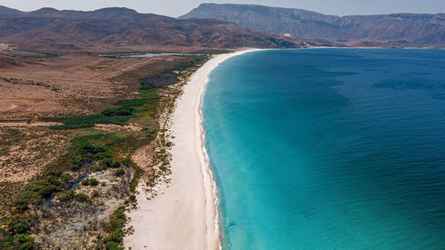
(125, 49, 258, 250)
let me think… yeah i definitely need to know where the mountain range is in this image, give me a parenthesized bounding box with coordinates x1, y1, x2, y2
(1, 3, 445, 52)
(182, 3, 445, 47)
(0, 5, 301, 52)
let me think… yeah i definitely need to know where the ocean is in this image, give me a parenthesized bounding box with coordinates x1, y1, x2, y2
(203, 49, 445, 250)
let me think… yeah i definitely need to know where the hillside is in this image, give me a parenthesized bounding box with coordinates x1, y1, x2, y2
(0, 6, 301, 51)
(182, 3, 445, 47)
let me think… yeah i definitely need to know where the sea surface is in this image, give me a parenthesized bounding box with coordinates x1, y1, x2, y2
(203, 49, 445, 250)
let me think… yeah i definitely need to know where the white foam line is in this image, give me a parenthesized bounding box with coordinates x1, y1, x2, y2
(125, 49, 260, 250)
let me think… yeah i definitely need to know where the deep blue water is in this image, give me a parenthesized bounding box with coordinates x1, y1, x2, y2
(203, 49, 445, 250)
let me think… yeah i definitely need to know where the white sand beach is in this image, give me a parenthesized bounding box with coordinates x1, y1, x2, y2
(124, 49, 258, 250)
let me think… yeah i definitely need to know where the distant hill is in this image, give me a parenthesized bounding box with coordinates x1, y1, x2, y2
(182, 3, 445, 47)
(0, 6, 302, 51)
(0, 5, 22, 17)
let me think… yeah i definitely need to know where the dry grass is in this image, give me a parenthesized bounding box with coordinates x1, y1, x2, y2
(0, 127, 68, 183)
(0, 53, 174, 120)
(0, 52, 209, 249)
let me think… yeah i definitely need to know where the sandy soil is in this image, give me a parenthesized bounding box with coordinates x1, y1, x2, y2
(0, 127, 67, 182)
(124, 49, 258, 250)
(0, 121, 62, 127)
(0, 54, 175, 120)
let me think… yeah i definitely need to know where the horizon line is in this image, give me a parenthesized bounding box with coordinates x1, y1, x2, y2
(1, 3, 444, 18)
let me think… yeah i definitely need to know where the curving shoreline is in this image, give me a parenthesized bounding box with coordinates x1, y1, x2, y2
(197, 49, 261, 250)
(125, 49, 259, 250)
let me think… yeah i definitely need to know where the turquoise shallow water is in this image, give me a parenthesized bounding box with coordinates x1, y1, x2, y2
(203, 49, 445, 250)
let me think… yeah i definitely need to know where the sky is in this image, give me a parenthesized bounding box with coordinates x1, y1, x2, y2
(0, 0, 444, 17)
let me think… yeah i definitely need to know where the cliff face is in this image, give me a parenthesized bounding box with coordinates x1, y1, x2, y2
(182, 3, 445, 46)
(0, 6, 302, 51)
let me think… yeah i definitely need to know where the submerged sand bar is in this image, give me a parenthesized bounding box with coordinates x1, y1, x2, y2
(125, 49, 258, 250)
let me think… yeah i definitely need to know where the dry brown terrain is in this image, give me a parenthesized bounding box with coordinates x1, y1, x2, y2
(0, 127, 67, 183)
(0, 50, 196, 183)
(0, 48, 208, 249)
(0, 52, 171, 120)
(0, 49, 203, 184)
(0, 51, 172, 185)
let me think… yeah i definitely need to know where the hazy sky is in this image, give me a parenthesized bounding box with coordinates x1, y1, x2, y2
(1, 0, 444, 17)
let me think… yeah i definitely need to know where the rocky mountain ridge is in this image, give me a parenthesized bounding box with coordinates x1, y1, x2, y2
(182, 3, 445, 47)
(0, 6, 302, 51)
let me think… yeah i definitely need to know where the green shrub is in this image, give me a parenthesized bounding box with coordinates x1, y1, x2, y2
(10, 220, 31, 234)
(129, 161, 143, 193)
(61, 173, 72, 183)
(82, 144, 106, 156)
(103, 206, 127, 249)
(0, 228, 35, 250)
(82, 178, 99, 186)
(70, 138, 114, 171)
(57, 191, 75, 202)
(57, 191, 91, 204)
(105, 241, 124, 250)
(102, 107, 134, 117)
(92, 164, 107, 172)
(74, 193, 90, 203)
(53, 92, 154, 129)
(15, 191, 40, 211)
(16, 177, 65, 210)
(104, 158, 121, 169)
(15, 234, 34, 250)
(114, 169, 126, 177)
(89, 178, 99, 186)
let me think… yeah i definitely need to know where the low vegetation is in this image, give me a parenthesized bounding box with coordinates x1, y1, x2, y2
(53, 88, 159, 129)
(101, 206, 127, 250)
(0, 54, 209, 249)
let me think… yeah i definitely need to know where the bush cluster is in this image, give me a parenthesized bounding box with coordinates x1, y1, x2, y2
(82, 178, 99, 186)
(0, 219, 34, 250)
(15, 134, 125, 211)
(102, 206, 127, 250)
(57, 191, 91, 203)
(53, 88, 159, 129)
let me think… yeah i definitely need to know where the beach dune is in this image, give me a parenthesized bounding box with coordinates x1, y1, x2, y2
(125, 50, 257, 250)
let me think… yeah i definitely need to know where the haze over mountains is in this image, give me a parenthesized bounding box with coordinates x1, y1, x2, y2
(0, 5, 300, 52)
(183, 3, 445, 47)
(1, 3, 445, 52)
